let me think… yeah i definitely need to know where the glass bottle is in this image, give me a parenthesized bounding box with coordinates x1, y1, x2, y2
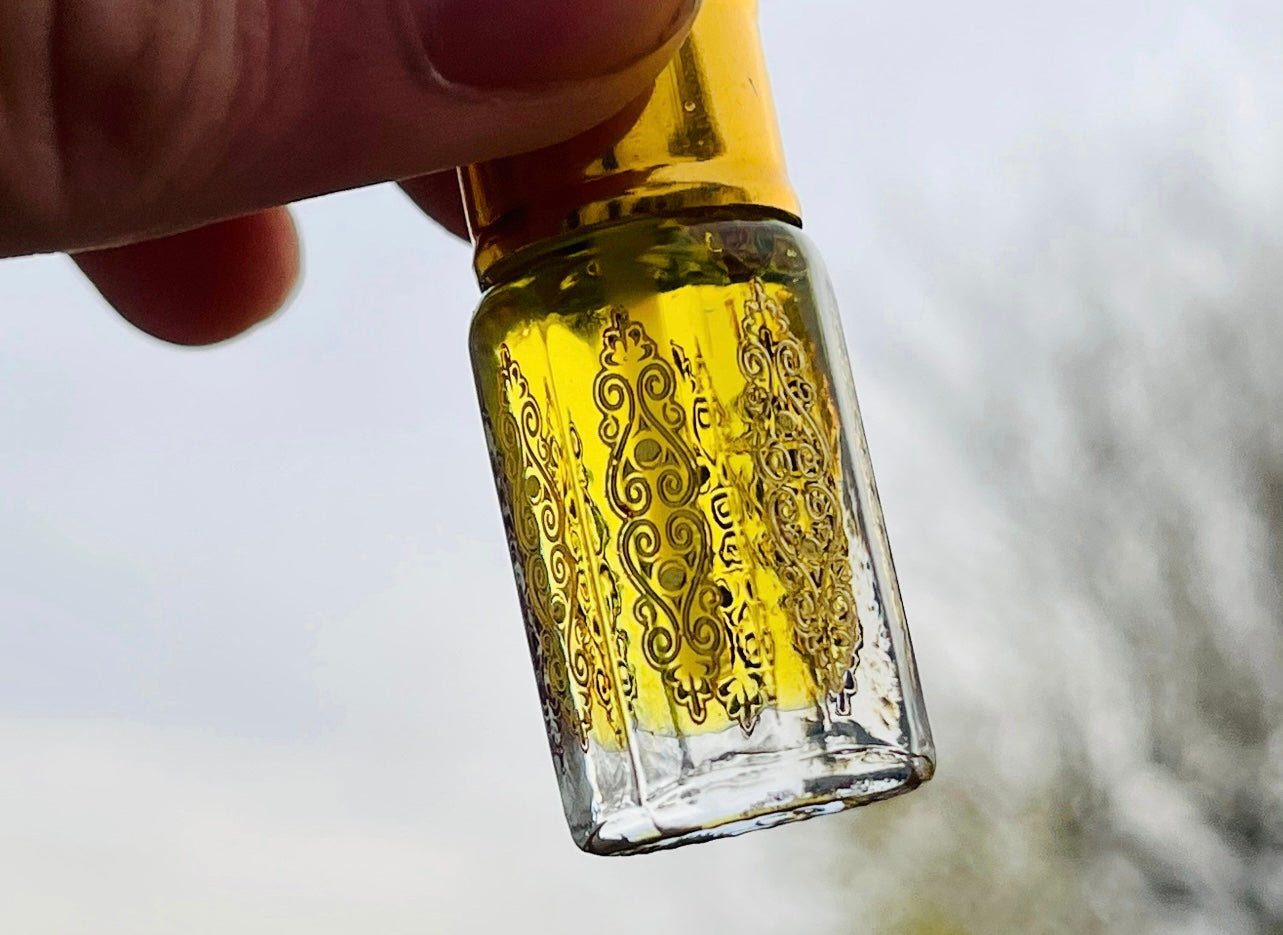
(462, 0, 933, 856)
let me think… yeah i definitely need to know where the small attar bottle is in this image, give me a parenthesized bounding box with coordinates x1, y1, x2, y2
(462, 0, 934, 855)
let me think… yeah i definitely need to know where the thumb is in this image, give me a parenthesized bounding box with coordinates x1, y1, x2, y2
(4, 0, 698, 256)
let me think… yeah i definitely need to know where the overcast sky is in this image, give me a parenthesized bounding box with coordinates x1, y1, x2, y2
(1, 2, 1279, 932)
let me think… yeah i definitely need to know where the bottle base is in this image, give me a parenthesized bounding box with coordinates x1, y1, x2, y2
(574, 744, 932, 857)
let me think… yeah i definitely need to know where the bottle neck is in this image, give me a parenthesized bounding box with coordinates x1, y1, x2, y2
(461, 0, 800, 287)
(478, 204, 801, 291)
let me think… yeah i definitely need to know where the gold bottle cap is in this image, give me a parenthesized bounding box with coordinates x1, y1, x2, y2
(460, 0, 801, 286)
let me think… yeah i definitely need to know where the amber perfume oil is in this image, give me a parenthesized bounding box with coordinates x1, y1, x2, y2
(462, 0, 933, 855)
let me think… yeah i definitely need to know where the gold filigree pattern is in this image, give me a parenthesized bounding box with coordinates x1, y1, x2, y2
(490, 348, 631, 756)
(673, 343, 773, 732)
(489, 350, 575, 756)
(594, 309, 727, 723)
(550, 406, 637, 741)
(487, 288, 866, 739)
(736, 282, 863, 702)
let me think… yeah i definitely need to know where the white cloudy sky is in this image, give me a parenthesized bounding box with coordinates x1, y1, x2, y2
(1, 2, 1278, 932)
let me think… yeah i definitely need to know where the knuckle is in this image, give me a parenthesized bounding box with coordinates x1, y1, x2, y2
(0, 0, 262, 253)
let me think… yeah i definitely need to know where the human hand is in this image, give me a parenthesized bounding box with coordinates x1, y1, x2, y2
(2, 0, 697, 344)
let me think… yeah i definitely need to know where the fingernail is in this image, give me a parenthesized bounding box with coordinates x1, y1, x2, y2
(421, 0, 698, 90)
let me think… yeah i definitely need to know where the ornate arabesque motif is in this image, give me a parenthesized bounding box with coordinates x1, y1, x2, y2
(673, 343, 773, 731)
(736, 282, 863, 703)
(490, 348, 632, 757)
(593, 310, 729, 724)
(487, 285, 864, 743)
(556, 412, 638, 739)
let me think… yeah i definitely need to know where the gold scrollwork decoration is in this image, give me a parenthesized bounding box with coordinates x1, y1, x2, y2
(595, 309, 727, 724)
(673, 342, 773, 732)
(489, 347, 632, 756)
(736, 282, 862, 704)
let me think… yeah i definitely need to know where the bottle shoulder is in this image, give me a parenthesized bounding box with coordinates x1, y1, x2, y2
(468, 214, 829, 353)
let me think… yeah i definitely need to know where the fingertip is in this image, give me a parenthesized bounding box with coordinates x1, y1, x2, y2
(421, 0, 699, 90)
(74, 208, 301, 346)
(400, 172, 470, 239)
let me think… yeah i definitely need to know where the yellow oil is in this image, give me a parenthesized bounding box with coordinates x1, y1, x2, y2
(471, 218, 863, 752)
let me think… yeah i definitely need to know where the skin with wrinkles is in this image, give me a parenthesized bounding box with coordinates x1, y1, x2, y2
(0, 0, 698, 344)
